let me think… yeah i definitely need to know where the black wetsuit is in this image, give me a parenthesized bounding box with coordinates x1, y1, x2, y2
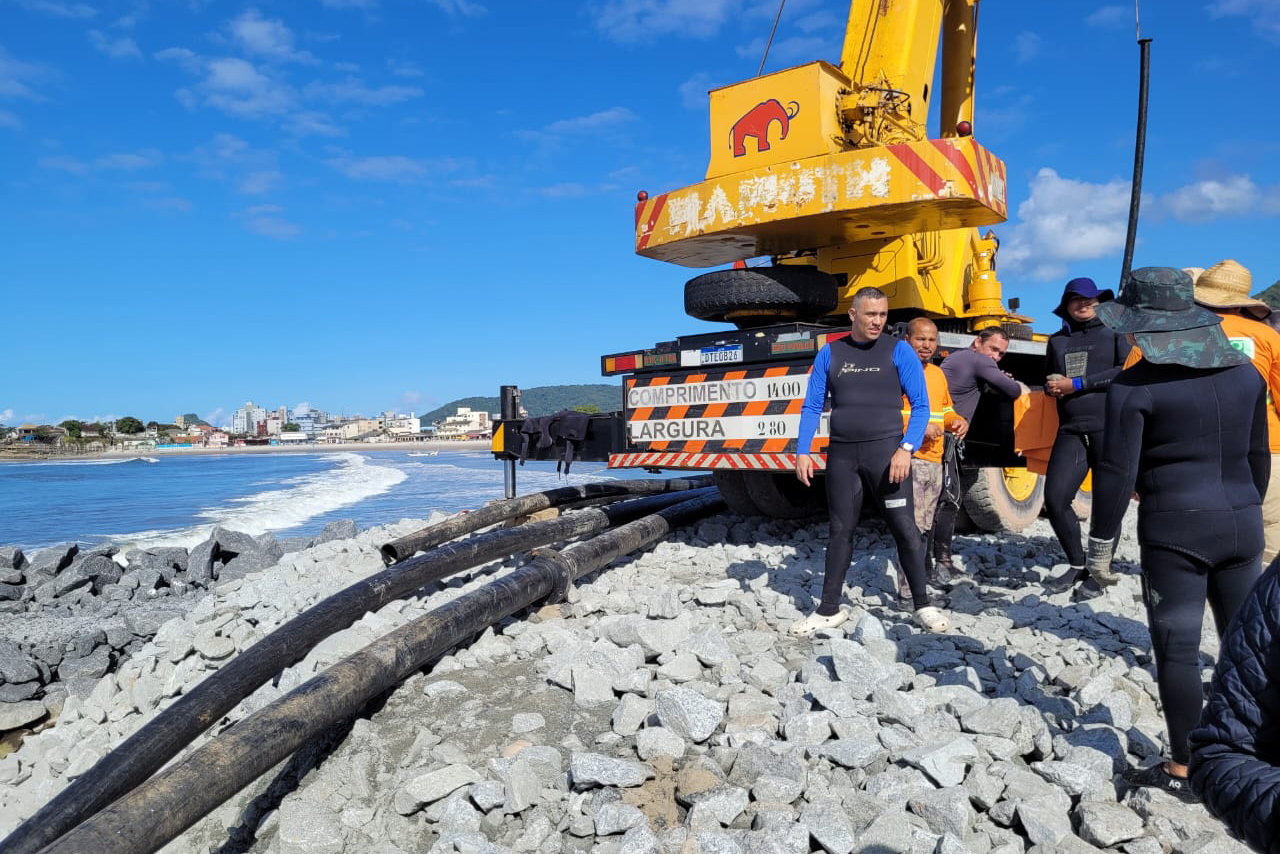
(798, 335, 930, 613)
(932, 348, 1024, 557)
(1091, 360, 1269, 764)
(1043, 317, 1132, 566)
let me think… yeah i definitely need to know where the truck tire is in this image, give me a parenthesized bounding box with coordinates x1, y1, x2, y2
(962, 467, 1044, 532)
(713, 470, 763, 516)
(685, 267, 838, 328)
(744, 471, 823, 519)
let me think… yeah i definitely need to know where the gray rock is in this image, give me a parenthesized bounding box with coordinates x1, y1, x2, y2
(689, 626, 733, 666)
(907, 787, 975, 837)
(279, 536, 315, 554)
(125, 608, 182, 638)
(612, 694, 653, 737)
(0, 699, 47, 730)
(751, 774, 803, 804)
(782, 711, 832, 748)
(402, 764, 480, 808)
(829, 638, 891, 698)
(315, 519, 359, 544)
(959, 698, 1022, 737)
(219, 552, 272, 580)
(902, 737, 980, 788)
(728, 743, 807, 788)
(802, 797, 857, 854)
(511, 712, 545, 734)
(635, 726, 686, 760)
(619, 824, 661, 854)
(819, 734, 886, 770)
(57, 647, 110, 680)
(594, 802, 645, 835)
(0, 546, 26, 571)
(28, 542, 79, 575)
(1032, 760, 1106, 798)
(195, 634, 236, 660)
(187, 537, 217, 585)
(0, 583, 23, 600)
(569, 752, 652, 789)
(1016, 797, 1072, 846)
(277, 797, 345, 854)
(655, 686, 725, 743)
(1075, 801, 1145, 848)
(469, 780, 505, 812)
(686, 784, 748, 827)
(0, 681, 40, 702)
(73, 627, 106, 657)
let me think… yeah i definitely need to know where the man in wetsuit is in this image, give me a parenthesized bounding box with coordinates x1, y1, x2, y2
(790, 287, 950, 636)
(931, 329, 1027, 578)
(895, 318, 968, 605)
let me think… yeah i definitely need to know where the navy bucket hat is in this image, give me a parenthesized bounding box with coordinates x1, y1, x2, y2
(1096, 267, 1249, 369)
(1052, 277, 1115, 319)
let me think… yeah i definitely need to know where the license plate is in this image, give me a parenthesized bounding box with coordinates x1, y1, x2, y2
(699, 345, 743, 365)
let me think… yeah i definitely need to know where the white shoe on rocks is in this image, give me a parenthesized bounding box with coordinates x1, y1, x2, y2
(914, 606, 952, 633)
(788, 609, 849, 637)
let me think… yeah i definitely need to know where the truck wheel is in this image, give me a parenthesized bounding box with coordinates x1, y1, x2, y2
(962, 467, 1044, 532)
(713, 470, 762, 516)
(744, 471, 823, 519)
(685, 267, 838, 328)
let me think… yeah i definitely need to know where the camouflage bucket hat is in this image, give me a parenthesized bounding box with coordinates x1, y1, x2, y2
(1096, 266, 1249, 369)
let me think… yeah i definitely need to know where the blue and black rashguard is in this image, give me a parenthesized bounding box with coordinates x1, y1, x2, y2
(797, 335, 930, 454)
(796, 333, 934, 614)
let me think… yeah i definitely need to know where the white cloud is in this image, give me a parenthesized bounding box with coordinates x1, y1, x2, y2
(1158, 174, 1280, 221)
(1086, 5, 1131, 28)
(590, 0, 740, 41)
(1208, 0, 1280, 42)
(304, 76, 422, 106)
(400, 391, 421, 406)
(1002, 167, 1134, 281)
(204, 407, 226, 427)
(144, 196, 193, 212)
(679, 72, 714, 110)
(293, 402, 311, 414)
(238, 169, 282, 194)
(96, 150, 160, 169)
(326, 154, 429, 181)
(228, 9, 315, 63)
(388, 59, 424, 78)
(1013, 31, 1040, 63)
(425, 0, 487, 16)
(283, 110, 344, 136)
(89, 30, 142, 59)
(0, 46, 45, 101)
(38, 155, 90, 173)
(239, 205, 302, 239)
(203, 57, 294, 116)
(543, 107, 636, 135)
(0, 408, 14, 423)
(12, 0, 95, 18)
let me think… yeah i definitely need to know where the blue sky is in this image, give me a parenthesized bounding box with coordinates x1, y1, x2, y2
(2, 0, 1279, 428)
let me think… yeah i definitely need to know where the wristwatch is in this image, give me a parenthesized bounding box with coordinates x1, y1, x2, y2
(899, 442, 915, 453)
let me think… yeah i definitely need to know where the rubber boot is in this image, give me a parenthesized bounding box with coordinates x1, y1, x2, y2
(1045, 565, 1087, 594)
(933, 540, 958, 582)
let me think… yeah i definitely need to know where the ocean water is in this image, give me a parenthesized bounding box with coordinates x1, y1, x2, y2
(0, 449, 646, 552)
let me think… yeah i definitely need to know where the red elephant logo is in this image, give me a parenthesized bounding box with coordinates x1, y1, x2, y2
(730, 99, 800, 157)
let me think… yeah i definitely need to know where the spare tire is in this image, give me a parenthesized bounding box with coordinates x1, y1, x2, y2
(744, 471, 824, 519)
(685, 267, 839, 328)
(962, 467, 1044, 533)
(713, 470, 762, 517)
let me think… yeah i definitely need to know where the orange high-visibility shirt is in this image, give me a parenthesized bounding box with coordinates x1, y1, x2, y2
(901, 363, 962, 464)
(1219, 313, 1280, 453)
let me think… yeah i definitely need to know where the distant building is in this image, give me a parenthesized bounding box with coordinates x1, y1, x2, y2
(232, 401, 268, 436)
(206, 431, 229, 448)
(383, 412, 420, 437)
(279, 430, 309, 444)
(265, 416, 284, 436)
(434, 407, 492, 440)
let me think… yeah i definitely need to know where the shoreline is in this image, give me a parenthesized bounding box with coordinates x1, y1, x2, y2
(0, 439, 491, 462)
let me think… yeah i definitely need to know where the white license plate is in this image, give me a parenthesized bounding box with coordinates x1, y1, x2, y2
(698, 345, 743, 365)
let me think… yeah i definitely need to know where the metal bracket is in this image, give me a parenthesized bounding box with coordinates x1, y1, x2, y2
(532, 547, 577, 605)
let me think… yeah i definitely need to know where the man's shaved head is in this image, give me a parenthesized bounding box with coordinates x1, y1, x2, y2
(907, 317, 937, 337)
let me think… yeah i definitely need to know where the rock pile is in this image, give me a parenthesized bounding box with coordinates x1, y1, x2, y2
(0, 519, 364, 738)
(0, 508, 1253, 854)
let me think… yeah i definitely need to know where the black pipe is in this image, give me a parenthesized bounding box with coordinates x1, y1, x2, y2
(379, 476, 712, 565)
(1120, 38, 1152, 289)
(2, 484, 713, 854)
(33, 492, 725, 854)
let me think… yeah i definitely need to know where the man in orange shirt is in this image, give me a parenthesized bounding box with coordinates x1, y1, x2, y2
(1195, 259, 1280, 564)
(896, 318, 968, 603)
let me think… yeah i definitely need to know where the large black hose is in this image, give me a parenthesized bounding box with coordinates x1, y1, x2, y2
(33, 492, 725, 854)
(3, 484, 713, 854)
(379, 477, 711, 565)
(1120, 37, 1152, 287)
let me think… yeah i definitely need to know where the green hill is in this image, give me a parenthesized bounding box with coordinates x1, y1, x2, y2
(419, 383, 622, 427)
(1254, 281, 1280, 309)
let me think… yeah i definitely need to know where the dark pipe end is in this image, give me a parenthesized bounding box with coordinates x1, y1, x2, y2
(379, 544, 400, 566)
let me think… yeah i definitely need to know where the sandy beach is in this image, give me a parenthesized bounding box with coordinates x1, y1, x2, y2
(0, 439, 491, 462)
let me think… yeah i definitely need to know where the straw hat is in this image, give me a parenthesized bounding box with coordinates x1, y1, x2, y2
(1194, 259, 1271, 319)
(1181, 266, 1204, 283)
(1097, 267, 1248, 369)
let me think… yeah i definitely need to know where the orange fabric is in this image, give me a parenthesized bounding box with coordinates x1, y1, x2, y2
(1123, 345, 1143, 369)
(1219, 313, 1280, 453)
(901, 364, 962, 464)
(1013, 390, 1058, 476)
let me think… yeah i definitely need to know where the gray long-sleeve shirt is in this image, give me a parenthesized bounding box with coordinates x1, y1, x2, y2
(939, 348, 1023, 423)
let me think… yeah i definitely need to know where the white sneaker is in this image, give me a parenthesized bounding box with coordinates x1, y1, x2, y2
(788, 609, 849, 637)
(914, 606, 952, 633)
